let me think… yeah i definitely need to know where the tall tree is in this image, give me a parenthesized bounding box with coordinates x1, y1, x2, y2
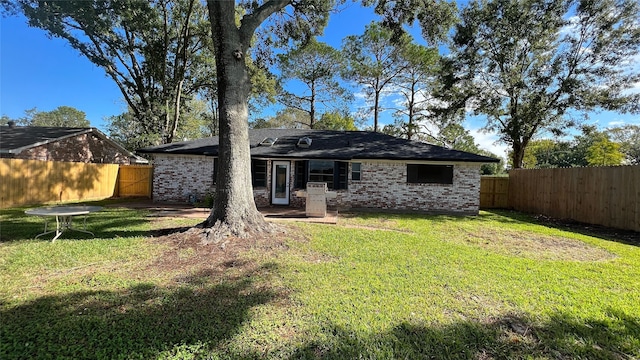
(392, 42, 438, 140)
(278, 39, 351, 128)
(204, 0, 338, 238)
(342, 22, 410, 133)
(14, 106, 90, 127)
(437, 0, 640, 168)
(8, 0, 214, 145)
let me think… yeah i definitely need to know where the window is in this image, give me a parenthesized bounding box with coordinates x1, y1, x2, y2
(407, 164, 453, 184)
(295, 161, 308, 189)
(252, 159, 267, 187)
(351, 162, 361, 181)
(309, 160, 334, 189)
(307, 160, 348, 190)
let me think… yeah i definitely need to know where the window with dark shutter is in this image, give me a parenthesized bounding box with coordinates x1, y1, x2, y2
(295, 161, 308, 189)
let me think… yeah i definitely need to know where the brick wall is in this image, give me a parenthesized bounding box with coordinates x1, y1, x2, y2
(152, 154, 215, 202)
(152, 155, 482, 214)
(152, 154, 273, 205)
(339, 161, 481, 215)
(19, 133, 131, 164)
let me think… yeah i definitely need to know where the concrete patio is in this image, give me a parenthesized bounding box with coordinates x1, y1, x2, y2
(112, 201, 338, 224)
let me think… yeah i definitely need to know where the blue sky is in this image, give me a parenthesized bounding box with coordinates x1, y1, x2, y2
(1, 2, 638, 159)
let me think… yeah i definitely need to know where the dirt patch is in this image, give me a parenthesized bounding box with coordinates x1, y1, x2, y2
(147, 224, 295, 285)
(461, 228, 616, 262)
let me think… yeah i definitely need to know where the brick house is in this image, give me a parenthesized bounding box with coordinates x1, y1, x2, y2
(0, 123, 146, 164)
(138, 129, 498, 215)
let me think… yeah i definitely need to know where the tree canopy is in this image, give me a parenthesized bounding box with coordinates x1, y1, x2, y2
(9, 106, 90, 127)
(277, 39, 351, 128)
(342, 22, 410, 133)
(437, 0, 640, 168)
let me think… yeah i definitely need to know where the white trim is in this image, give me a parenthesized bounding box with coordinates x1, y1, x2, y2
(271, 161, 290, 205)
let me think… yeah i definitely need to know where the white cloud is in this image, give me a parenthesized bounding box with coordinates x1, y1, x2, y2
(607, 120, 626, 127)
(465, 124, 509, 160)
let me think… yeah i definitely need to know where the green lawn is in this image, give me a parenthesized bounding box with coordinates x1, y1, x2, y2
(1, 203, 639, 359)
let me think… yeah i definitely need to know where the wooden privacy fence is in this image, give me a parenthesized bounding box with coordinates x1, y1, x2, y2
(508, 166, 640, 232)
(480, 176, 509, 208)
(0, 159, 153, 208)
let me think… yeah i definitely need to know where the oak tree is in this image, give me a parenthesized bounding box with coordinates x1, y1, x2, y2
(437, 0, 640, 168)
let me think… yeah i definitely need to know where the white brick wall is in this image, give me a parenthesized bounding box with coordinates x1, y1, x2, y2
(151, 155, 482, 214)
(152, 154, 215, 202)
(336, 161, 481, 214)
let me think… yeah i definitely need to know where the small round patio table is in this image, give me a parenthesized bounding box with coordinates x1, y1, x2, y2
(25, 206, 103, 242)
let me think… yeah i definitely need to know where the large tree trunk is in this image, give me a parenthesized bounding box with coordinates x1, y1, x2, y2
(200, 0, 273, 241)
(511, 142, 525, 169)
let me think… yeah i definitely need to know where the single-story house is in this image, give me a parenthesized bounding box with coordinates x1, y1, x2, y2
(0, 122, 146, 164)
(137, 128, 499, 215)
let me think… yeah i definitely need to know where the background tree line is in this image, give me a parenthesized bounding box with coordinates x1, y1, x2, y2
(3, 0, 638, 237)
(3, 0, 639, 168)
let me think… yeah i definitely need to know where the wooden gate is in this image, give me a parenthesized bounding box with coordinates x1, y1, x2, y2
(480, 176, 509, 209)
(118, 165, 152, 198)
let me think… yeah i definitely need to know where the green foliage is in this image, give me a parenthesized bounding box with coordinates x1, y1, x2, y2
(512, 125, 628, 168)
(391, 42, 440, 140)
(315, 110, 358, 131)
(363, 0, 458, 45)
(586, 138, 625, 166)
(250, 108, 310, 129)
(277, 39, 351, 128)
(14, 106, 90, 127)
(607, 124, 640, 165)
(438, 0, 640, 168)
(8, 0, 215, 145)
(342, 22, 411, 132)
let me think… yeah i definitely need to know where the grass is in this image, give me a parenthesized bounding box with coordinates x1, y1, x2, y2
(1, 202, 639, 359)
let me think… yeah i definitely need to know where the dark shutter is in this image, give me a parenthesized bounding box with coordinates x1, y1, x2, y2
(335, 161, 348, 190)
(251, 159, 267, 187)
(295, 160, 308, 189)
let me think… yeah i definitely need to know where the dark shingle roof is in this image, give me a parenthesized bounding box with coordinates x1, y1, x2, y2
(0, 125, 136, 158)
(0, 126, 95, 154)
(137, 128, 499, 163)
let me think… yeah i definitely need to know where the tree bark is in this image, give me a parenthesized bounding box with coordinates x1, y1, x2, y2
(201, 0, 275, 241)
(512, 142, 525, 169)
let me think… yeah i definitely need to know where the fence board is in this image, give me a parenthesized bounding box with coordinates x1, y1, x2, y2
(0, 158, 119, 208)
(509, 166, 640, 232)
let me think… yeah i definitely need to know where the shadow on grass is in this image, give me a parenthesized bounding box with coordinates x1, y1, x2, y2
(0, 203, 192, 242)
(289, 311, 639, 359)
(488, 209, 640, 248)
(0, 264, 280, 359)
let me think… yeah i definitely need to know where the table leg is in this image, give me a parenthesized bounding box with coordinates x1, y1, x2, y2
(51, 215, 95, 242)
(34, 216, 56, 240)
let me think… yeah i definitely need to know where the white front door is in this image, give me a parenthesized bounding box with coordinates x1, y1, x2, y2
(271, 161, 290, 205)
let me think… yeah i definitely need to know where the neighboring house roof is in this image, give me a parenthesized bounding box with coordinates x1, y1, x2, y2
(0, 124, 147, 163)
(137, 128, 499, 163)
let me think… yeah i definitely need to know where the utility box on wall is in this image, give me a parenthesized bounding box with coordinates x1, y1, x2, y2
(295, 182, 337, 217)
